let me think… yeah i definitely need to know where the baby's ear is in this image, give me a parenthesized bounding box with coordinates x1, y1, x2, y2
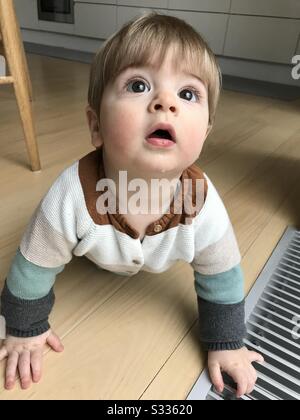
(86, 105, 103, 149)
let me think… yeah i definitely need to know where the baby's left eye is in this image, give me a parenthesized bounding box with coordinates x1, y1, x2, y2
(126, 79, 150, 93)
(179, 89, 200, 102)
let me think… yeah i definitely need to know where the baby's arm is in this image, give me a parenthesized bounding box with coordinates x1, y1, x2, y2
(0, 167, 79, 389)
(192, 186, 263, 396)
(0, 250, 65, 389)
(194, 253, 264, 397)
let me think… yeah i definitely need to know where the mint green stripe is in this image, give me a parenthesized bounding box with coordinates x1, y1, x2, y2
(7, 248, 64, 300)
(194, 264, 244, 304)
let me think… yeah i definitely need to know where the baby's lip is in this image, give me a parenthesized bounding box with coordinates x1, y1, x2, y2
(146, 122, 177, 143)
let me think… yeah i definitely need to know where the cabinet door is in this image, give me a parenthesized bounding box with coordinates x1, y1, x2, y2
(231, 0, 300, 19)
(74, 0, 116, 3)
(118, 0, 168, 8)
(169, 0, 231, 13)
(170, 10, 228, 55)
(14, 0, 39, 29)
(117, 6, 170, 30)
(224, 15, 300, 64)
(75, 3, 117, 38)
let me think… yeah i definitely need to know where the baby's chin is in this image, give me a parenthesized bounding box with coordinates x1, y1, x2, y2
(137, 161, 184, 178)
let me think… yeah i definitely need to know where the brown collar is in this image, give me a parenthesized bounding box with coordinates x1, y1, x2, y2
(78, 147, 208, 239)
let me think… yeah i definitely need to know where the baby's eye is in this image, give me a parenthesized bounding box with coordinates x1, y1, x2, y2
(179, 88, 201, 102)
(126, 79, 150, 93)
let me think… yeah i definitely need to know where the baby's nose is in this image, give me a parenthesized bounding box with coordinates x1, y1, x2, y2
(148, 93, 178, 114)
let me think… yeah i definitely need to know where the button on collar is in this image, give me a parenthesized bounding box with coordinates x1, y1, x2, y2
(154, 224, 163, 233)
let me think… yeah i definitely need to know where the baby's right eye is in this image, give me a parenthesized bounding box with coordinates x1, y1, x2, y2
(126, 79, 150, 93)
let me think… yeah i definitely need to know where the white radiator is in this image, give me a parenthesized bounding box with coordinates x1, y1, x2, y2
(187, 227, 300, 401)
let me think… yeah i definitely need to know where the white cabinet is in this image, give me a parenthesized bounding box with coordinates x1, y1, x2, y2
(169, 0, 231, 13)
(75, 3, 117, 38)
(224, 15, 300, 64)
(15, 0, 74, 34)
(75, 0, 116, 3)
(170, 10, 228, 55)
(118, 0, 168, 8)
(17, 0, 300, 76)
(117, 6, 170, 30)
(231, 0, 300, 19)
(75, 0, 167, 5)
(14, 0, 39, 30)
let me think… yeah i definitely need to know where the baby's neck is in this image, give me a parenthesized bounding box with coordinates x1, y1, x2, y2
(102, 160, 182, 216)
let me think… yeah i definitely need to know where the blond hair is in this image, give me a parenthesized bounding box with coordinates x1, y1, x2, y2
(88, 12, 222, 127)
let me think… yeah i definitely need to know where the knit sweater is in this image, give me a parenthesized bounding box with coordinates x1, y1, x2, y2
(0, 147, 246, 350)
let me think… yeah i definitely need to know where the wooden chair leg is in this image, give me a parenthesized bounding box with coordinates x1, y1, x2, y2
(13, 80, 41, 171)
(20, 42, 33, 101)
(0, 0, 41, 171)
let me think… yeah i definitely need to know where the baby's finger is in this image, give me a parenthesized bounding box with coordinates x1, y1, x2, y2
(0, 346, 8, 361)
(208, 363, 224, 393)
(228, 370, 247, 398)
(249, 365, 258, 383)
(18, 350, 31, 389)
(31, 348, 43, 383)
(5, 351, 19, 390)
(248, 351, 264, 364)
(47, 332, 64, 353)
(244, 369, 257, 395)
(246, 378, 256, 396)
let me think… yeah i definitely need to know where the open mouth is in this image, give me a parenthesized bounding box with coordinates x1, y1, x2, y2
(149, 129, 174, 141)
(146, 124, 176, 147)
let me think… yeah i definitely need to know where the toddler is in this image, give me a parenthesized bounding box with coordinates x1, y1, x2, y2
(0, 12, 263, 396)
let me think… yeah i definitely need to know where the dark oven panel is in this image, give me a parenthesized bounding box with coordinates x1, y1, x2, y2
(38, 0, 74, 24)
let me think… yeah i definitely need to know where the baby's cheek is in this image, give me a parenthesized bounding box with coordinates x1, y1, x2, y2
(109, 111, 136, 146)
(185, 133, 206, 162)
(109, 129, 133, 150)
(109, 124, 125, 143)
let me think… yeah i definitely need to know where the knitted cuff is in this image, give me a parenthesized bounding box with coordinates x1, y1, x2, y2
(197, 296, 247, 351)
(0, 281, 54, 338)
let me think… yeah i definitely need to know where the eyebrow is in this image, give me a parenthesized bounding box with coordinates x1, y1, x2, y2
(182, 72, 206, 88)
(122, 65, 206, 89)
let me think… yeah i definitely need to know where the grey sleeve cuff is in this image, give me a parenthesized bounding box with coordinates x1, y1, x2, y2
(0, 281, 55, 338)
(197, 296, 247, 351)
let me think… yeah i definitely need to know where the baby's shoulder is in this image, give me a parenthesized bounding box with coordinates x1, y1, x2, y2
(41, 160, 82, 214)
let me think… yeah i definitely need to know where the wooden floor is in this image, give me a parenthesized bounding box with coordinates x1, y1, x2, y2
(0, 54, 299, 400)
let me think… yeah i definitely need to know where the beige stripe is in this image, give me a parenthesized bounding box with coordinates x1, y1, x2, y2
(20, 206, 75, 268)
(192, 222, 241, 275)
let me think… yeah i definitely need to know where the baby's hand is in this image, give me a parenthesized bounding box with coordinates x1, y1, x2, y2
(208, 347, 264, 398)
(0, 330, 64, 390)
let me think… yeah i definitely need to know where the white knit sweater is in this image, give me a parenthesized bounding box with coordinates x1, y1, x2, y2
(20, 148, 241, 277)
(1, 148, 246, 347)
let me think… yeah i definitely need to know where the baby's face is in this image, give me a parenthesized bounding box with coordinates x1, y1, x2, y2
(96, 47, 210, 177)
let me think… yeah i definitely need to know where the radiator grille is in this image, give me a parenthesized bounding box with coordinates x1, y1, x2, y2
(187, 227, 300, 400)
